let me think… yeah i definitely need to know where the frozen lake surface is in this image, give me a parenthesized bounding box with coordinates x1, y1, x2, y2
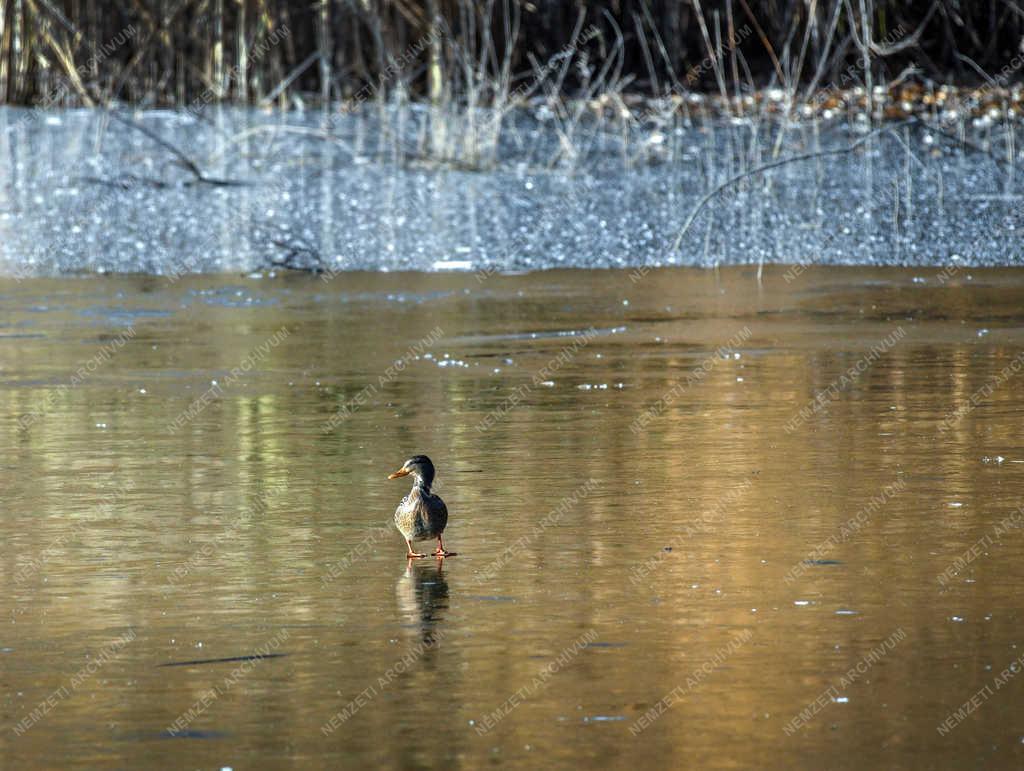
(3, 267, 1024, 768)
(0, 106, 1021, 275)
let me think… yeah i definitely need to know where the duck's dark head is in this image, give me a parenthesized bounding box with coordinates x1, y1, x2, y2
(388, 455, 436, 489)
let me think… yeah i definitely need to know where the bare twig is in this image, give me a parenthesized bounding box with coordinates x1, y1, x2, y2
(111, 112, 249, 187)
(259, 51, 321, 105)
(911, 115, 1020, 171)
(672, 119, 915, 250)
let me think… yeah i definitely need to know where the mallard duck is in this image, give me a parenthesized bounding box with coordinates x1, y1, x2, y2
(388, 455, 454, 558)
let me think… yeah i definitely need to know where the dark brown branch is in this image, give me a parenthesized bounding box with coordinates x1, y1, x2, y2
(110, 112, 249, 187)
(671, 119, 915, 250)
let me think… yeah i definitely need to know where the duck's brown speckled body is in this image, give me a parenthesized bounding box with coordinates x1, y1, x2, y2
(394, 485, 448, 542)
(388, 455, 455, 558)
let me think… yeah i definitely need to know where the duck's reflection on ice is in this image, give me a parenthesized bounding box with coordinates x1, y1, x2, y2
(396, 558, 449, 648)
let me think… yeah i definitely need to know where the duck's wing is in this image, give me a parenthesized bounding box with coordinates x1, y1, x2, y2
(426, 493, 448, 532)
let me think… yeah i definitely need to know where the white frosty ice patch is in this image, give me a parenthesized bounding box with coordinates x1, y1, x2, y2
(432, 260, 473, 270)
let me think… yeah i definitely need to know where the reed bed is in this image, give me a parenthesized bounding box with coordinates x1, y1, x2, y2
(2, 1, 1022, 106)
(1, 1, 1021, 173)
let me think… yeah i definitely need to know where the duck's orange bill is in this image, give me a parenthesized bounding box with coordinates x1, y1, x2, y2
(388, 468, 410, 479)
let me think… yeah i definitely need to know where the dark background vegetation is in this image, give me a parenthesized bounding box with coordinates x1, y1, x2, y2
(0, 1, 1021, 108)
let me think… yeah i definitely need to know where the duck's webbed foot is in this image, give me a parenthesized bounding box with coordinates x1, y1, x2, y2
(406, 539, 426, 559)
(432, 536, 456, 558)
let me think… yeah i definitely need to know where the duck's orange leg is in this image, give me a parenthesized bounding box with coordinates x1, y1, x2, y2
(406, 539, 426, 558)
(433, 535, 456, 557)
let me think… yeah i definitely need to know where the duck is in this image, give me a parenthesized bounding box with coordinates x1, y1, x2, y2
(388, 455, 454, 558)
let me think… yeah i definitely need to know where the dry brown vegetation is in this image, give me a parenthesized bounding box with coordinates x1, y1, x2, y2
(1, 1, 1022, 110)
